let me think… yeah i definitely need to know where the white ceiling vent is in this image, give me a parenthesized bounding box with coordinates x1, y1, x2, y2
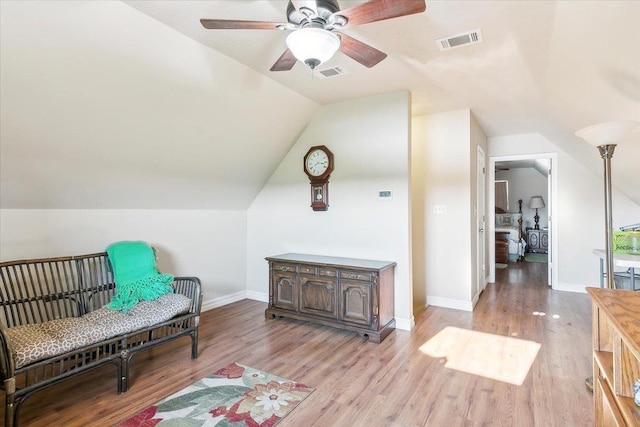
(436, 29, 483, 51)
(315, 66, 349, 79)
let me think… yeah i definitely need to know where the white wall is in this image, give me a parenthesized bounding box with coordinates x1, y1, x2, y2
(489, 133, 640, 290)
(411, 117, 428, 313)
(412, 109, 482, 311)
(0, 209, 247, 309)
(496, 168, 549, 229)
(247, 91, 413, 329)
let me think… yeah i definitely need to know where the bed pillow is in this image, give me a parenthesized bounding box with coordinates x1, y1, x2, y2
(496, 213, 522, 227)
(496, 214, 512, 226)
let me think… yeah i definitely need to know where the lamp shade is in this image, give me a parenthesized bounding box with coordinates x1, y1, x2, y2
(529, 196, 545, 209)
(286, 28, 340, 69)
(575, 120, 639, 147)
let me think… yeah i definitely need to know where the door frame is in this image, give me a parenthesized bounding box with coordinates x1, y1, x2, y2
(488, 153, 558, 289)
(477, 146, 487, 295)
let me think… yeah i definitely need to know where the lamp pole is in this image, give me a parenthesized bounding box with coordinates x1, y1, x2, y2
(598, 144, 616, 289)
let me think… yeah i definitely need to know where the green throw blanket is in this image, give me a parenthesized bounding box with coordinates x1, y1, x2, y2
(106, 241, 174, 313)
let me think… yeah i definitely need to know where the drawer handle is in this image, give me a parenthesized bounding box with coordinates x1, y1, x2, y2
(279, 266, 289, 272)
(326, 285, 333, 291)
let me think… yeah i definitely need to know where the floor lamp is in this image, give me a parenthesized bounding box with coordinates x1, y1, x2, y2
(575, 120, 639, 391)
(575, 120, 639, 289)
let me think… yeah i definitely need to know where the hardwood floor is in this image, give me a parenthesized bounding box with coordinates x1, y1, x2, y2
(3, 260, 594, 426)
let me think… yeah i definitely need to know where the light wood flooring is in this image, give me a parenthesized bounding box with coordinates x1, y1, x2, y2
(4, 260, 594, 426)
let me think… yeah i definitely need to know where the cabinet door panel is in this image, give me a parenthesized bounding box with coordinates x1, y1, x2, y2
(339, 280, 372, 326)
(273, 271, 297, 311)
(540, 231, 549, 250)
(300, 275, 337, 318)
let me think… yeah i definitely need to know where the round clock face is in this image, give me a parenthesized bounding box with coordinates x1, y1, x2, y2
(305, 149, 329, 177)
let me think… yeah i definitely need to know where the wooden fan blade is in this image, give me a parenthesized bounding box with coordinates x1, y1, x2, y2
(337, 0, 426, 28)
(335, 32, 387, 68)
(200, 19, 287, 30)
(291, 0, 318, 16)
(270, 49, 297, 72)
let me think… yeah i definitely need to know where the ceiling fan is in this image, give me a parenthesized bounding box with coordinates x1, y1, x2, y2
(200, 0, 426, 71)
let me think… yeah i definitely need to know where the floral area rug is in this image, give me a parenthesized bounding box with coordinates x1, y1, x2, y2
(119, 362, 314, 427)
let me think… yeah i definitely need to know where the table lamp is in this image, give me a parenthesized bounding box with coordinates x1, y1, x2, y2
(529, 196, 545, 230)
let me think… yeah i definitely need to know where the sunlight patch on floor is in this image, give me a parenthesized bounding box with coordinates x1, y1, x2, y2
(419, 326, 541, 385)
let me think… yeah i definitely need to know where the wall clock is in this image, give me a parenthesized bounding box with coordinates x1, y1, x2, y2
(303, 145, 334, 211)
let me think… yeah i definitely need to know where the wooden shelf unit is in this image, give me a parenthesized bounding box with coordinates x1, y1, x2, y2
(587, 287, 640, 426)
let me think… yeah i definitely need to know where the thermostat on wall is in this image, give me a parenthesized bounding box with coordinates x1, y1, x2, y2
(379, 190, 392, 199)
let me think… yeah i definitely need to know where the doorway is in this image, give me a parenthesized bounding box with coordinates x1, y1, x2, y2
(488, 153, 558, 289)
(477, 146, 486, 295)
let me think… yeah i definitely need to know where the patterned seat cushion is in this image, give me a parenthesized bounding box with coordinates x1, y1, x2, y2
(8, 293, 192, 369)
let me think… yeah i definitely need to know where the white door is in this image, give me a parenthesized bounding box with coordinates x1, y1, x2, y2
(477, 146, 487, 292)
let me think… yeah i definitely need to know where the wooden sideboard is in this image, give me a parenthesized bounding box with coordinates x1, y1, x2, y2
(265, 253, 396, 343)
(587, 287, 640, 426)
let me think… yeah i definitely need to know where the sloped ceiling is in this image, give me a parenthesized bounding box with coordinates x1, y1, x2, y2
(1, 1, 639, 209)
(496, 159, 549, 178)
(124, 0, 640, 205)
(0, 1, 318, 209)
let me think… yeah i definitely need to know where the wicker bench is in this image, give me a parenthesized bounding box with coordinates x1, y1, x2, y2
(0, 252, 202, 427)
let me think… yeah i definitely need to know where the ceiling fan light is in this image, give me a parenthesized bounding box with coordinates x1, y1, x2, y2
(286, 28, 340, 69)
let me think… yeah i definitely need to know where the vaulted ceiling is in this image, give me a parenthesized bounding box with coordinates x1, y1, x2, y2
(1, 1, 639, 209)
(124, 0, 640, 204)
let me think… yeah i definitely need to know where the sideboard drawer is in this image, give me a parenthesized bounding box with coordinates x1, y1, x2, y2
(319, 268, 337, 277)
(273, 263, 296, 273)
(340, 271, 372, 282)
(299, 265, 317, 275)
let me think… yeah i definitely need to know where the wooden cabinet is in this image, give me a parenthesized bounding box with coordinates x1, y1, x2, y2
(496, 232, 510, 264)
(265, 253, 396, 343)
(587, 288, 640, 426)
(527, 229, 548, 253)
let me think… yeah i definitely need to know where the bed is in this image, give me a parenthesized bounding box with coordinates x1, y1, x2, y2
(496, 201, 526, 261)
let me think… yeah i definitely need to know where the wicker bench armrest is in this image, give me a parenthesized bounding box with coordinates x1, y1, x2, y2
(173, 277, 202, 315)
(0, 321, 16, 381)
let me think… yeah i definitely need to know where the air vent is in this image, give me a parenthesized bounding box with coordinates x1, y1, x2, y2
(436, 29, 483, 51)
(315, 66, 348, 79)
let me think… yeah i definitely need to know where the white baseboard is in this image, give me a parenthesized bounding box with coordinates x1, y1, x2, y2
(426, 296, 473, 312)
(553, 283, 590, 293)
(395, 316, 414, 331)
(201, 290, 269, 312)
(246, 290, 268, 302)
(201, 291, 250, 312)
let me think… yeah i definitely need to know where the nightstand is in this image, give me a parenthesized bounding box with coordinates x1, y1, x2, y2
(527, 229, 548, 253)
